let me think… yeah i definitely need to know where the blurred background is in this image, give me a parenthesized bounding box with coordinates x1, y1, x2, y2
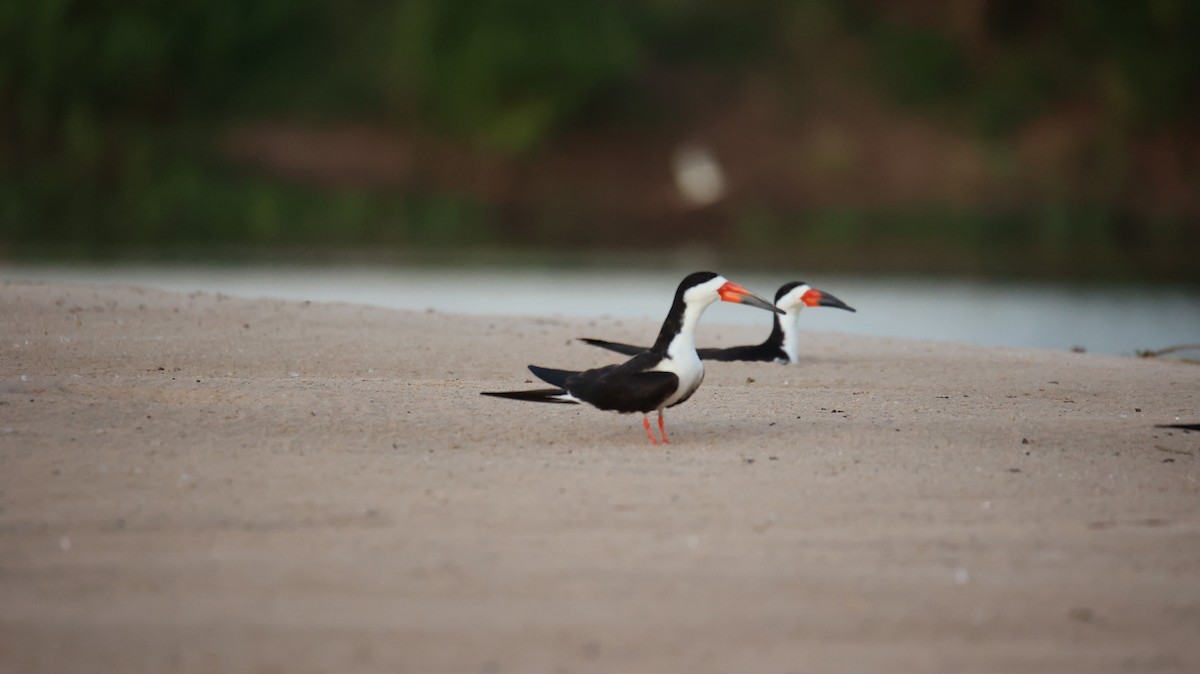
(2, 0, 1198, 353)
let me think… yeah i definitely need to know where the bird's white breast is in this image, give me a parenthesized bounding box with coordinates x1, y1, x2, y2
(781, 309, 802, 364)
(652, 341, 705, 408)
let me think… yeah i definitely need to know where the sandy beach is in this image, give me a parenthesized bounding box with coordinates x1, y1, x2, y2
(1, 279, 1198, 673)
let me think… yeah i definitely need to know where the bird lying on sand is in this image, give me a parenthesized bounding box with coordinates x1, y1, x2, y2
(580, 281, 854, 364)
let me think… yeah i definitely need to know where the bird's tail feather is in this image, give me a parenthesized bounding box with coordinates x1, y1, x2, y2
(481, 388, 578, 404)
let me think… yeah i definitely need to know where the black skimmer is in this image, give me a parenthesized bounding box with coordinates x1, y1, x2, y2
(579, 281, 854, 364)
(481, 272, 781, 444)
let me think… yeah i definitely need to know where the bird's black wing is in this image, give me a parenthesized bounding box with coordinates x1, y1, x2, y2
(697, 343, 781, 362)
(528, 365, 579, 388)
(566, 365, 679, 413)
(479, 365, 583, 404)
(577, 338, 648, 357)
(527, 350, 678, 413)
(480, 388, 577, 404)
(1156, 423, 1200, 432)
(585, 337, 784, 363)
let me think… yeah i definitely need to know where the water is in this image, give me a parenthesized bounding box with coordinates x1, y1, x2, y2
(4, 262, 1199, 356)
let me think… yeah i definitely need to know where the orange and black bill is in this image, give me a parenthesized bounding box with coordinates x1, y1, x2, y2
(804, 288, 856, 312)
(718, 282, 784, 314)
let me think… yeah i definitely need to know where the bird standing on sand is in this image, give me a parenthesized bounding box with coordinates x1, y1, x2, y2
(580, 281, 855, 364)
(481, 272, 781, 444)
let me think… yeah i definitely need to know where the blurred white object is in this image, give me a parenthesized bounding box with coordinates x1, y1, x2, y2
(672, 143, 726, 207)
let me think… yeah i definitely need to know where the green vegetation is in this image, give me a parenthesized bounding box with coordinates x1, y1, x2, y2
(1, 1, 1197, 279)
(728, 203, 1191, 281)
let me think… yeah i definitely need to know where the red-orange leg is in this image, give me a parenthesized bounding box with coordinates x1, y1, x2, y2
(642, 415, 660, 445)
(657, 410, 670, 444)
